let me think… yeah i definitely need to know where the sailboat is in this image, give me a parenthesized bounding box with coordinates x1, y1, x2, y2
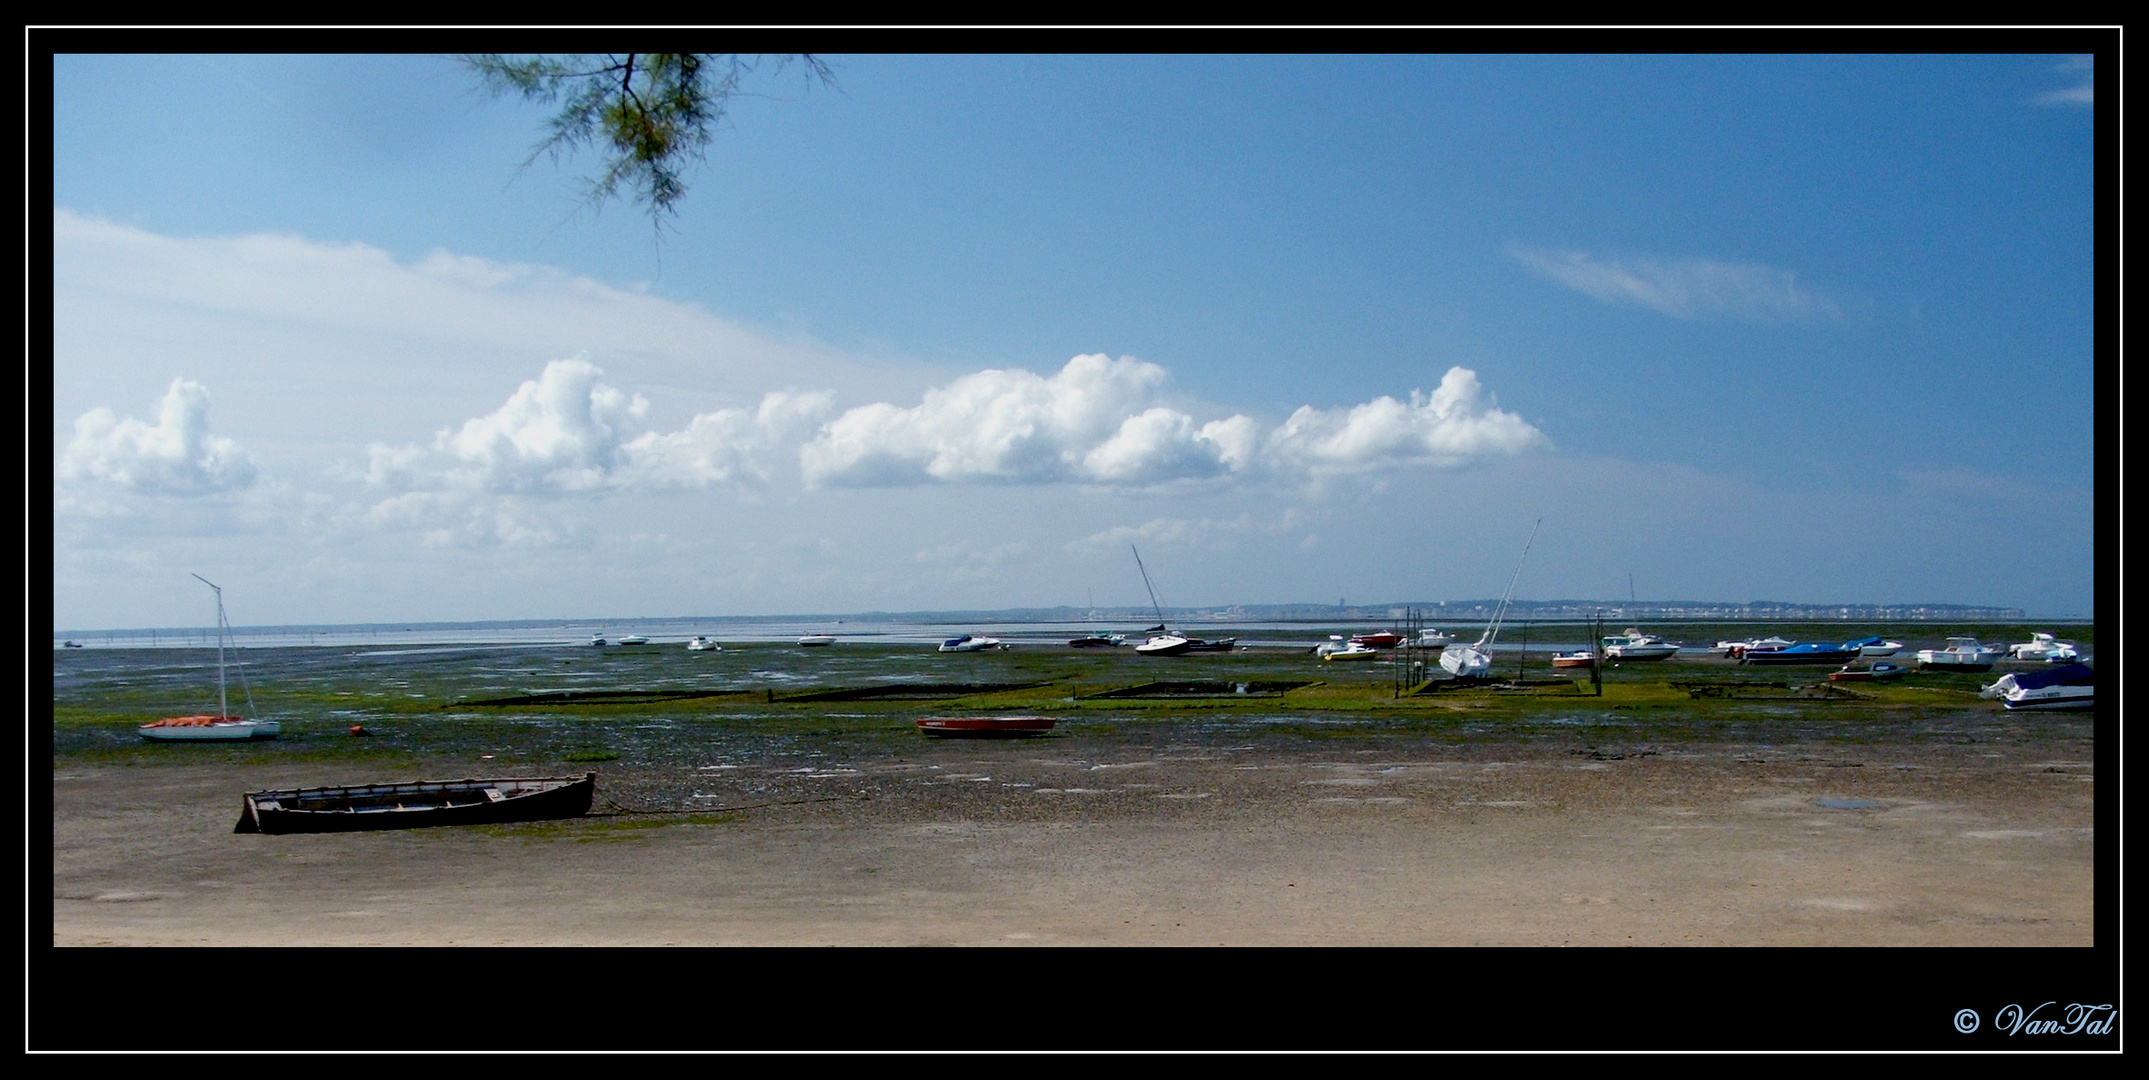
(1129, 547, 1193, 656)
(139, 575, 281, 741)
(1440, 519, 1541, 680)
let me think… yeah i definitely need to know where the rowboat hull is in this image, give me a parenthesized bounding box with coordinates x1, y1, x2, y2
(235, 773, 597, 834)
(916, 716, 1056, 737)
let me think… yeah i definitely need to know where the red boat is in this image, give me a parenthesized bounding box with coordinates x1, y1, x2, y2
(1550, 651, 1597, 669)
(1349, 632, 1403, 648)
(916, 715, 1057, 737)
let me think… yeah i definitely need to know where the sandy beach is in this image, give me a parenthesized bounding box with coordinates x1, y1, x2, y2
(53, 726, 2095, 948)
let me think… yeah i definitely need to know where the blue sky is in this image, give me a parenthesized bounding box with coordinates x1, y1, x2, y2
(49, 48, 2101, 629)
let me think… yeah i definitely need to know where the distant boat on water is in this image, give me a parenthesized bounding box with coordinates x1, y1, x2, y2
(686, 636, 722, 652)
(617, 633, 649, 646)
(798, 634, 837, 647)
(939, 635, 1005, 652)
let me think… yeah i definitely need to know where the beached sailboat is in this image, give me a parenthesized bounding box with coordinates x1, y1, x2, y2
(139, 575, 280, 742)
(1442, 519, 1541, 680)
(1129, 548, 1194, 656)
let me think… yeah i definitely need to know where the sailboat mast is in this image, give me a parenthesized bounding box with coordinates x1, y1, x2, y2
(1481, 518, 1542, 649)
(1131, 545, 1167, 627)
(192, 573, 226, 719)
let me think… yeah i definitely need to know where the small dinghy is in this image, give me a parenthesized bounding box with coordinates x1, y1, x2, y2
(915, 716, 1056, 738)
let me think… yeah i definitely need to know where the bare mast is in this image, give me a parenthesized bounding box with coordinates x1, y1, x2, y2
(191, 573, 227, 719)
(1131, 545, 1168, 628)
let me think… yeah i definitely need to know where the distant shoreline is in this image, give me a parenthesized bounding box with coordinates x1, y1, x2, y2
(54, 601, 2062, 641)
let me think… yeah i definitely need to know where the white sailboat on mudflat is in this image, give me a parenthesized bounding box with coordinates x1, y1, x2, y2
(1441, 519, 1541, 680)
(139, 575, 280, 742)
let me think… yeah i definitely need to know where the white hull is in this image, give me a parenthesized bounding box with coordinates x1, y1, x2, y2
(1321, 645, 1380, 661)
(2004, 686, 2094, 711)
(1135, 634, 1192, 656)
(1440, 645, 1492, 678)
(686, 637, 721, 651)
(798, 636, 836, 646)
(140, 719, 280, 741)
(1860, 641, 1904, 656)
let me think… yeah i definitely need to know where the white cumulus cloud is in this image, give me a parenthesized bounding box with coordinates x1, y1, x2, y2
(1266, 367, 1549, 474)
(803, 354, 1546, 488)
(1509, 246, 1842, 324)
(363, 357, 828, 496)
(801, 354, 1254, 488)
(59, 378, 257, 495)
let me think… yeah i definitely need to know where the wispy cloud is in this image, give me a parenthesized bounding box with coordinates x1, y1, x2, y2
(1509, 246, 1843, 324)
(2032, 56, 2094, 107)
(59, 378, 257, 495)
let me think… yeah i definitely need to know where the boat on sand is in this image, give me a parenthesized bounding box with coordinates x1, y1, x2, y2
(1442, 519, 1540, 680)
(1917, 637, 1999, 672)
(139, 575, 279, 743)
(916, 716, 1056, 737)
(234, 773, 597, 834)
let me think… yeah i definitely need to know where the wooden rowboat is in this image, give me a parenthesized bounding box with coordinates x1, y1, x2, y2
(234, 773, 597, 834)
(915, 716, 1056, 738)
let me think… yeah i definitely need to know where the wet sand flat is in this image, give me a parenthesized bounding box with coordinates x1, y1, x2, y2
(52, 733, 2094, 946)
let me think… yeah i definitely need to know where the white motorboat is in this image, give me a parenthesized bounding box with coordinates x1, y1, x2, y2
(797, 634, 837, 647)
(618, 633, 649, 646)
(1715, 636, 1791, 659)
(1840, 636, 1905, 656)
(587, 634, 607, 647)
(1442, 519, 1540, 679)
(1601, 628, 1681, 661)
(1916, 636, 1999, 672)
(1980, 663, 2093, 710)
(1416, 629, 1451, 648)
(938, 635, 1005, 652)
(139, 575, 280, 742)
(1135, 631, 1193, 656)
(2007, 633, 2081, 662)
(686, 636, 722, 652)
